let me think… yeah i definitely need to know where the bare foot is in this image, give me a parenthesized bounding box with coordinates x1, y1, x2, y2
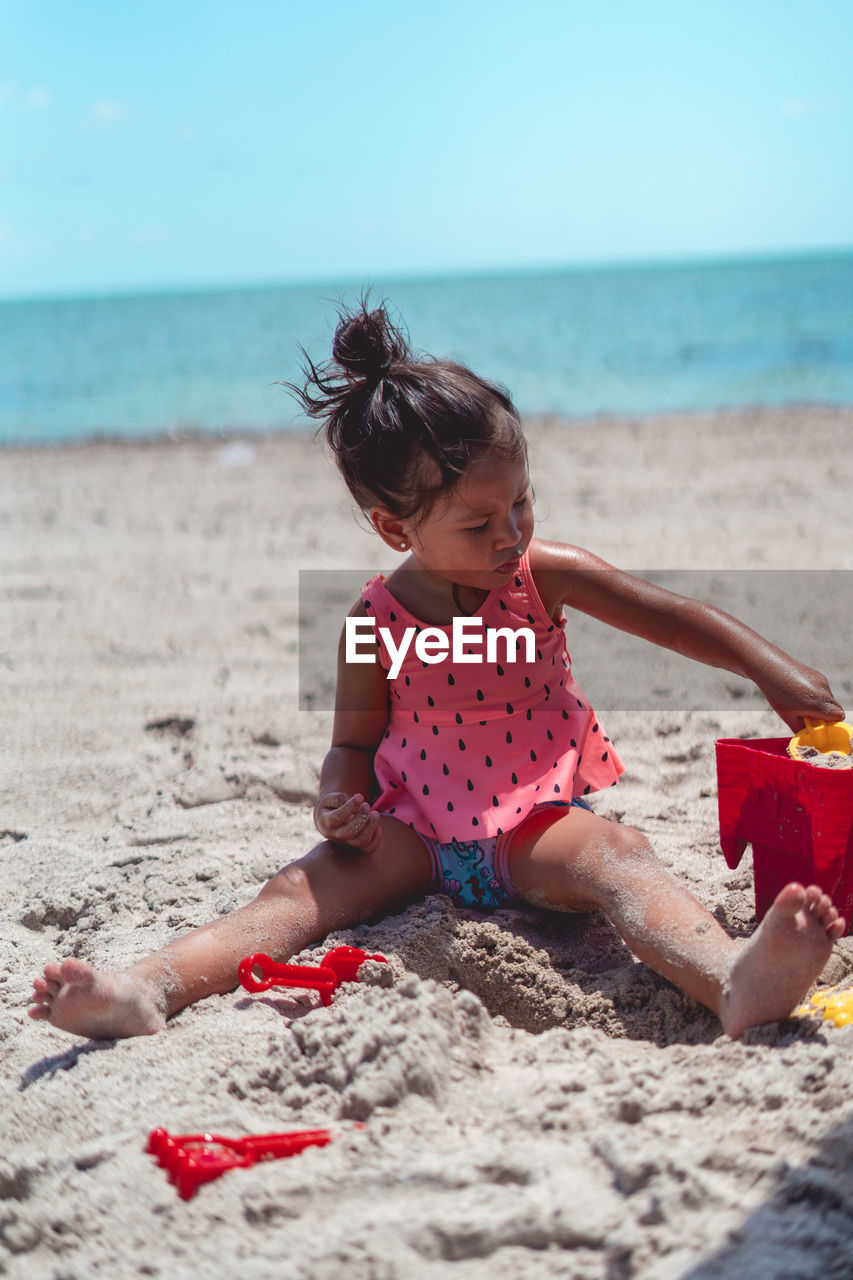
(28, 958, 167, 1040)
(721, 883, 846, 1039)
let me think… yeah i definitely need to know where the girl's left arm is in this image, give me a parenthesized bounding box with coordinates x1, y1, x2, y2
(531, 539, 845, 732)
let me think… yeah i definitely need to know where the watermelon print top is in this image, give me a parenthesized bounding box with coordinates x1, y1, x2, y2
(360, 550, 624, 843)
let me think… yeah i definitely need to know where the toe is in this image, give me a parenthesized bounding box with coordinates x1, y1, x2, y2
(811, 894, 837, 927)
(803, 885, 823, 911)
(774, 882, 807, 917)
(32, 975, 58, 998)
(58, 957, 94, 984)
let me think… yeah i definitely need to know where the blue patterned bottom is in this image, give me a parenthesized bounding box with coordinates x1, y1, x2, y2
(426, 797, 593, 910)
(434, 835, 509, 909)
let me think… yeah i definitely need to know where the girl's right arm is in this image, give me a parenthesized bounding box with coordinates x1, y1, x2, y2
(313, 599, 390, 853)
(530, 539, 844, 731)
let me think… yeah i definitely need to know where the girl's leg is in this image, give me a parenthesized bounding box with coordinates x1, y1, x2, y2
(29, 818, 433, 1040)
(504, 805, 845, 1038)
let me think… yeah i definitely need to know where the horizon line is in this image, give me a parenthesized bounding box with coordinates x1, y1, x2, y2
(2, 242, 852, 307)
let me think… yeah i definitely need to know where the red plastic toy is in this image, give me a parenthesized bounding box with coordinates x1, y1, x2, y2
(238, 945, 388, 1005)
(147, 1126, 335, 1199)
(716, 736, 853, 926)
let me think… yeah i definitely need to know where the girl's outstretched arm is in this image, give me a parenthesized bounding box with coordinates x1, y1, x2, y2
(314, 599, 390, 852)
(529, 538, 844, 732)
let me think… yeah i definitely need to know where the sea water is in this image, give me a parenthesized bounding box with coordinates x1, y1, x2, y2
(1, 251, 852, 446)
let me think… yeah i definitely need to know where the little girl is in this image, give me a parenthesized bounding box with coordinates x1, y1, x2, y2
(30, 303, 847, 1041)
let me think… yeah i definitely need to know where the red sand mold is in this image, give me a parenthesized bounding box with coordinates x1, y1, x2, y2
(716, 737, 853, 928)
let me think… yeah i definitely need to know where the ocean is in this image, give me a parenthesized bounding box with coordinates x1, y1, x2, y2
(1, 251, 851, 446)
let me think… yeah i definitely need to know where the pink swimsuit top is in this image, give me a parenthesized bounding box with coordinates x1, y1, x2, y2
(360, 551, 624, 842)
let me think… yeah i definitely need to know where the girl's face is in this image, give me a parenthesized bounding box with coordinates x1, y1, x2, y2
(400, 452, 534, 591)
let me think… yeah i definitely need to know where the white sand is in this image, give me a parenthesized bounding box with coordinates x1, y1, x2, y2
(3, 406, 853, 1279)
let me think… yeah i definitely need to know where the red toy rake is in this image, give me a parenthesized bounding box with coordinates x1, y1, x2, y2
(716, 736, 853, 925)
(238, 945, 388, 1005)
(147, 1127, 337, 1200)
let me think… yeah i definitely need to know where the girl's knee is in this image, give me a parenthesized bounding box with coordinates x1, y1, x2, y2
(254, 860, 314, 904)
(254, 838, 361, 905)
(610, 822, 653, 856)
(598, 821, 657, 878)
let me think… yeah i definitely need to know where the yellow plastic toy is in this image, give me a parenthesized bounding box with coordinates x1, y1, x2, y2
(795, 985, 853, 1028)
(788, 718, 853, 762)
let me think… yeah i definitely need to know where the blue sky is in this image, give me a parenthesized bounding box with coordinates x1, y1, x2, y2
(2, 0, 851, 299)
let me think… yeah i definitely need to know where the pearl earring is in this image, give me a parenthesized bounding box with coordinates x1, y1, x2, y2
(400, 542, 407, 549)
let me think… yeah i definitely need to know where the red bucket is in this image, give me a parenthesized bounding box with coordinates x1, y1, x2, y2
(716, 737, 853, 928)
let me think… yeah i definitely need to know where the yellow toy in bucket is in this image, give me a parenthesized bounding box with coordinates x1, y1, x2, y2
(796, 985, 853, 1028)
(788, 718, 853, 762)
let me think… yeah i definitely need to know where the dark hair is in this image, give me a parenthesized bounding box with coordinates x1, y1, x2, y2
(290, 301, 527, 525)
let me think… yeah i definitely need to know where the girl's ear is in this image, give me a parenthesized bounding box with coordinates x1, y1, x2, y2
(369, 507, 411, 552)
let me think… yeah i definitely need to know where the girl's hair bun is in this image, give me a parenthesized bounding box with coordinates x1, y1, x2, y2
(332, 305, 408, 385)
(287, 297, 525, 525)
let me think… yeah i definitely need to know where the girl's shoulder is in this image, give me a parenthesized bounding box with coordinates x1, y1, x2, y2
(357, 573, 402, 621)
(527, 537, 597, 616)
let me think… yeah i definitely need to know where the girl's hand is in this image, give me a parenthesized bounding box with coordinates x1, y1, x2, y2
(756, 660, 845, 733)
(313, 792, 382, 853)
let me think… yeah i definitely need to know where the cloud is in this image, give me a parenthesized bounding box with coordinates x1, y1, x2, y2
(25, 85, 52, 110)
(86, 98, 133, 129)
(780, 95, 839, 120)
(0, 218, 42, 260)
(174, 121, 198, 145)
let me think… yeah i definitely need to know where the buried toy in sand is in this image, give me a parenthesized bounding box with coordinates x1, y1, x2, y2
(238, 946, 388, 1005)
(148, 949, 386, 1199)
(147, 1126, 346, 1200)
(716, 720, 853, 927)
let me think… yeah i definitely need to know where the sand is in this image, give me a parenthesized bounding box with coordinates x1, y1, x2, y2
(3, 405, 853, 1279)
(794, 747, 853, 769)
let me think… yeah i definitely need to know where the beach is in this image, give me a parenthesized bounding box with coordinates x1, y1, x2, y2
(3, 404, 853, 1279)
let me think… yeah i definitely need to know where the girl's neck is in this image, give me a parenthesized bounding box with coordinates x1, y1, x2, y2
(451, 582, 488, 616)
(384, 563, 489, 626)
